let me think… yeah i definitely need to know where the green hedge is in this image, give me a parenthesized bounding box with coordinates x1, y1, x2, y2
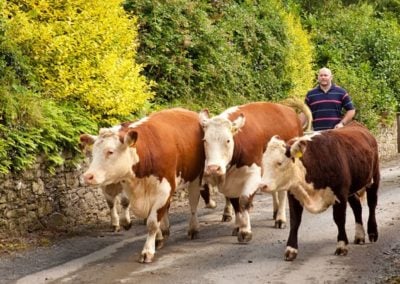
(303, 2, 400, 128)
(124, 0, 315, 113)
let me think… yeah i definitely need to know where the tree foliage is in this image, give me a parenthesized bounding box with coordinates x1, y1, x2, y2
(303, 2, 400, 128)
(0, 0, 399, 173)
(0, 0, 152, 173)
(2, 0, 154, 124)
(124, 0, 315, 113)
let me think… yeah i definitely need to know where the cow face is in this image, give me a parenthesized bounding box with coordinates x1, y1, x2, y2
(260, 134, 335, 214)
(199, 110, 245, 185)
(80, 128, 139, 186)
(259, 136, 298, 193)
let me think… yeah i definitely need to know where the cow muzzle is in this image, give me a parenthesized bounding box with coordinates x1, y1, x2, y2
(203, 165, 226, 186)
(204, 164, 224, 177)
(258, 182, 272, 193)
(83, 172, 98, 185)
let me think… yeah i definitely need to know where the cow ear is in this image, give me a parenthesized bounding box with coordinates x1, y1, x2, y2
(124, 130, 138, 147)
(199, 109, 210, 127)
(79, 134, 97, 152)
(231, 114, 245, 134)
(290, 140, 307, 159)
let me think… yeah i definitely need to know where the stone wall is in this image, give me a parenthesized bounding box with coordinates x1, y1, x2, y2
(0, 158, 109, 235)
(0, 123, 399, 236)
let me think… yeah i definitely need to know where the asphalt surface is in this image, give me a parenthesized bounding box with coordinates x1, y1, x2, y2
(1, 157, 400, 284)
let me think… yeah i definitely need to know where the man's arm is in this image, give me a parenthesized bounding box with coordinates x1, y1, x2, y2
(335, 109, 356, 128)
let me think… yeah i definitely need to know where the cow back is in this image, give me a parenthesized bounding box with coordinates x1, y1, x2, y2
(300, 121, 379, 194)
(227, 102, 303, 168)
(121, 108, 204, 185)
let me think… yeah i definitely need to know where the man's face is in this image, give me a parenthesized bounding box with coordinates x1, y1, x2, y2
(318, 70, 332, 87)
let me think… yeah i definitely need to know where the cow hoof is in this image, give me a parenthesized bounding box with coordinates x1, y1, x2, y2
(354, 237, 365, 245)
(232, 227, 239, 236)
(112, 225, 121, 232)
(122, 221, 132, 231)
(274, 220, 286, 229)
(222, 215, 232, 222)
(334, 247, 348, 256)
(284, 251, 297, 261)
(188, 229, 199, 240)
(139, 252, 154, 263)
(205, 200, 217, 209)
(155, 239, 165, 250)
(162, 228, 170, 238)
(368, 233, 378, 242)
(237, 231, 252, 243)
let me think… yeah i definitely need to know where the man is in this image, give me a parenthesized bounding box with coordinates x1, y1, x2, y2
(300, 67, 356, 131)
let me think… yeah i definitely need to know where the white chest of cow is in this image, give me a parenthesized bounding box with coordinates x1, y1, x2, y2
(218, 164, 262, 198)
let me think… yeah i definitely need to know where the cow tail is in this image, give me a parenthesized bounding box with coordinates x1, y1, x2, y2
(281, 97, 313, 132)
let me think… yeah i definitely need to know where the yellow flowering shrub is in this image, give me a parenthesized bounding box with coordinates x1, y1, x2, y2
(2, 0, 154, 122)
(280, 6, 315, 98)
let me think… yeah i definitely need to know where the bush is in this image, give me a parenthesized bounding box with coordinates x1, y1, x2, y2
(2, 0, 154, 125)
(0, 0, 152, 173)
(303, 3, 400, 128)
(124, 0, 315, 113)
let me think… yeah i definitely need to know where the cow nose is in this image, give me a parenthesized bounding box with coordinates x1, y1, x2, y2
(205, 165, 222, 176)
(258, 183, 271, 193)
(83, 173, 95, 185)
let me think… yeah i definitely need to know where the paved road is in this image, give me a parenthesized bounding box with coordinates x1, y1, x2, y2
(2, 158, 400, 284)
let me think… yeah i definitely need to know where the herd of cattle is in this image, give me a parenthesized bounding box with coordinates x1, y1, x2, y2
(79, 99, 380, 264)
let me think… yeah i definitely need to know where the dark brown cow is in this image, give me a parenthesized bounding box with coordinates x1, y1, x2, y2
(260, 121, 380, 260)
(199, 101, 312, 242)
(80, 108, 206, 263)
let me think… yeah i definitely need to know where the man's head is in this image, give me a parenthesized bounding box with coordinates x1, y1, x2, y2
(318, 67, 333, 89)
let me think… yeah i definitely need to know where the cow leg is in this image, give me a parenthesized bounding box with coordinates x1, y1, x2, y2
(120, 194, 132, 230)
(222, 197, 233, 222)
(332, 200, 349, 256)
(272, 191, 287, 229)
(230, 197, 253, 243)
(366, 174, 379, 242)
(156, 204, 170, 250)
(200, 184, 217, 209)
(160, 204, 171, 238)
(187, 180, 201, 239)
(140, 213, 160, 263)
(285, 192, 303, 261)
(139, 180, 172, 264)
(348, 194, 365, 244)
(230, 197, 240, 236)
(101, 186, 120, 232)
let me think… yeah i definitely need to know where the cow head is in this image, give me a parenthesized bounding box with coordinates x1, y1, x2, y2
(80, 128, 139, 186)
(199, 109, 245, 186)
(259, 135, 308, 193)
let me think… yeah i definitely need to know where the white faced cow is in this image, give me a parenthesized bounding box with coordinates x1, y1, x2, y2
(199, 101, 311, 243)
(260, 121, 379, 260)
(80, 108, 206, 263)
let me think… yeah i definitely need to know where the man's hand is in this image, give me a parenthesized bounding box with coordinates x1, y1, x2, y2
(335, 122, 344, 129)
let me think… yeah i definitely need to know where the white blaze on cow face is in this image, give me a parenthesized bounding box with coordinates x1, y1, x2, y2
(80, 128, 139, 186)
(260, 135, 296, 193)
(261, 135, 337, 214)
(199, 110, 245, 185)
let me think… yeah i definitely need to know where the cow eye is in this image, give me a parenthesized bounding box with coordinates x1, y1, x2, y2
(226, 139, 230, 144)
(276, 161, 282, 167)
(106, 150, 114, 157)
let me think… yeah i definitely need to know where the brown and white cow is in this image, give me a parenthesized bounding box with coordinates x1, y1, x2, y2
(199, 101, 311, 243)
(79, 108, 206, 263)
(260, 121, 380, 260)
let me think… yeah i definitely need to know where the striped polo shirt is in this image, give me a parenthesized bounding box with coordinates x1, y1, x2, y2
(305, 84, 355, 131)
